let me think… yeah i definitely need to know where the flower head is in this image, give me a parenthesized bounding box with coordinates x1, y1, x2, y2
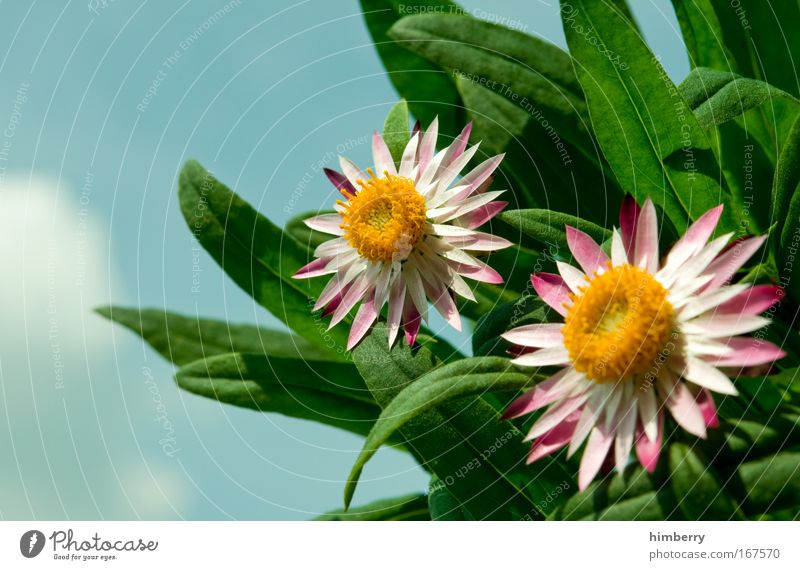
(294, 118, 511, 349)
(502, 197, 784, 490)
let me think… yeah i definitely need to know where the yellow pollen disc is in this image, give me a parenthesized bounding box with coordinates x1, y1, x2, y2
(340, 172, 427, 263)
(561, 263, 674, 383)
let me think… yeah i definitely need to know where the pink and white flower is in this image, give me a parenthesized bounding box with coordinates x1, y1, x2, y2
(293, 118, 511, 349)
(502, 197, 784, 490)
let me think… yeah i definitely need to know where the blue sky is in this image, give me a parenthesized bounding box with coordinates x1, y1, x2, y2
(0, 0, 689, 520)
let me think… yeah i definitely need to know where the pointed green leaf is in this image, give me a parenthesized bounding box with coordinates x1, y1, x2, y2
(315, 493, 429, 521)
(671, 0, 733, 70)
(350, 325, 572, 519)
(175, 352, 384, 438)
(360, 0, 465, 139)
(708, 0, 800, 98)
(560, 0, 735, 233)
(95, 306, 337, 365)
(388, 13, 602, 175)
(498, 208, 610, 250)
(382, 99, 410, 167)
(179, 160, 348, 352)
(668, 443, 742, 520)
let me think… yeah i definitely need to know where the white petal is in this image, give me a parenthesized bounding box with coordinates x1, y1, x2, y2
(556, 261, 587, 293)
(501, 323, 564, 348)
(512, 346, 571, 367)
(680, 356, 739, 395)
(304, 213, 344, 236)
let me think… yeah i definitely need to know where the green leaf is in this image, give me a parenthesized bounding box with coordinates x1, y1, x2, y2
(350, 325, 571, 519)
(388, 13, 602, 174)
(708, 0, 800, 99)
(360, 0, 465, 139)
(671, 0, 733, 70)
(472, 295, 558, 358)
(668, 443, 742, 520)
(175, 353, 383, 438)
(560, 0, 734, 234)
(178, 160, 348, 352)
(455, 75, 622, 221)
(382, 99, 410, 167)
(428, 475, 472, 520)
(95, 306, 338, 366)
(285, 210, 333, 252)
(315, 493, 429, 521)
(777, 118, 800, 302)
(551, 466, 674, 520)
(735, 452, 800, 515)
(680, 68, 798, 130)
(703, 413, 800, 465)
(498, 208, 610, 251)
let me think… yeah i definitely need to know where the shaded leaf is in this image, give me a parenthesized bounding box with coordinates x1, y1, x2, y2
(668, 443, 742, 520)
(560, 0, 735, 234)
(351, 325, 571, 519)
(179, 160, 348, 351)
(316, 493, 429, 521)
(96, 306, 338, 366)
(498, 208, 610, 251)
(360, 0, 465, 139)
(175, 352, 383, 439)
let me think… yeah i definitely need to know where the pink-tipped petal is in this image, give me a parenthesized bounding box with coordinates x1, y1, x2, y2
(527, 394, 589, 441)
(501, 323, 564, 348)
(458, 200, 508, 229)
(665, 380, 707, 438)
(446, 122, 473, 166)
(399, 132, 420, 178)
(666, 205, 723, 267)
(503, 369, 570, 419)
(454, 260, 504, 284)
(457, 154, 504, 198)
(293, 258, 329, 279)
(702, 235, 767, 291)
(566, 226, 609, 275)
(527, 411, 580, 463)
(324, 167, 356, 195)
(329, 277, 370, 327)
(635, 198, 659, 273)
(635, 413, 663, 473)
(695, 389, 719, 428)
(578, 425, 615, 491)
(417, 116, 439, 175)
(402, 298, 422, 346)
(321, 290, 345, 318)
(717, 284, 783, 315)
(386, 280, 405, 347)
(619, 194, 641, 257)
(372, 131, 397, 176)
(347, 296, 378, 350)
(708, 337, 786, 368)
(532, 273, 572, 316)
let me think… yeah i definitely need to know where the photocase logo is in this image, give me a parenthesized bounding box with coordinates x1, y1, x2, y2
(20, 530, 45, 558)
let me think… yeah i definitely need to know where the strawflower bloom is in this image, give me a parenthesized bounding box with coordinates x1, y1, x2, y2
(294, 118, 511, 349)
(502, 197, 784, 490)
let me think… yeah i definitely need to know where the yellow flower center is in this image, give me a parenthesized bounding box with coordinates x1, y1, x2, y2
(562, 263, 674, 383)
(340, 172, 427, 263)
